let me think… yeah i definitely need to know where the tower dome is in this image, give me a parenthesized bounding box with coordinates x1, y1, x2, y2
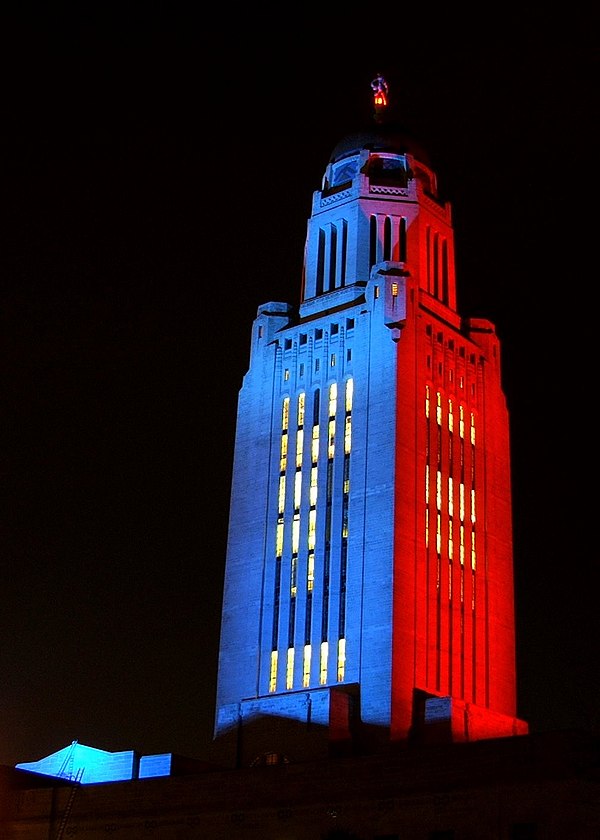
(329, 122, 431, 168)
(329, 73, 431, 167)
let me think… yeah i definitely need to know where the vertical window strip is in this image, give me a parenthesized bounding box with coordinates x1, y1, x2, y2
(303, 644, 311, 688)
(320, 641, 329, 685)
(269, 650, 278, 693)
(286, 647, 294, 690)
(337, 638, 346, 682)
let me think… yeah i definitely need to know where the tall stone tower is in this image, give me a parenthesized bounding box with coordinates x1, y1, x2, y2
(212, 78, 528, 767)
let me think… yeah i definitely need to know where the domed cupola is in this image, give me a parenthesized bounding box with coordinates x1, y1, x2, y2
(322, 75, 435, 197)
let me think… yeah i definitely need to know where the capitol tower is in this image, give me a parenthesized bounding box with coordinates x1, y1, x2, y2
(212, 77, 528, 768)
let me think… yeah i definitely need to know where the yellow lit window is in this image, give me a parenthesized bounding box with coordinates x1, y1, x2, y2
(278, 476, 286, 514)
(269, 650, 278, 693)
(471, 489, 476, 524)
(298, 393, 305, 426)
(436, 470, 442, 510)
(303, 644, 311, 687)
(425, 464, 430, 503)
(309, 467, 318, 507)
(308, 509, 317, 550)
(296, 428, 304, 468)
(292, 513, 300, 554)
(345, 378, 353, 411)
(286, 648, 294, 690)
(294, 471, 302, 509)
(470, 413, 476, 445)
(344, 415, 352, 454)
(328, 382, 337, 416)
(391, 282, 398, 296)
(425, 384, 430, 418)
(436, 391, 442, 425)
(307, 551, 315, 591)
(337, 638, 346, 682)
(276, 519, 284, 558)
(282, 398, 289, 431)
(471, 530, 476, 570)
(320, 642, 328, 685)
(280, 433, 288, 472)
(436, 512, 442, 555)
(448, 398, 454, 432)
(459, 405, 465, 438)
(284, 369, 290, 381)
(311, 425, 319, 461)
(459, 483, 465, 521)
(425, 507, 429, 548)
(448, 476, 453, 517)
(460, 524, 465, 566)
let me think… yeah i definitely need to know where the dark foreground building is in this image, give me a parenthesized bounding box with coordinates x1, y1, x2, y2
(2, 730, 599, 838)
(3, 80, 598, 838)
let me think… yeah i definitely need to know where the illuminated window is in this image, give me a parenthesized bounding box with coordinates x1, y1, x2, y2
(284, 369, 290, 381)
(292, 513, 300, 554)
(425, 385, 430, 418)
(286, 648, 294, 690)
(280, 434, 288, 472)
(345, 378, 353, 411)
(269, 651, 278, 693)
(425, 464, 430, 503)
(330, 353, 336, 367)
(329, 382, 337, 415)
(470, 412, 476, 445)
(344, 415, 352, 454)
(448, 476, 453, 517)
(282, 398, 289, 431)
(309, 467, 318, 507)
(448, 399, 454, 432)
(307, 551, 315, 591)
(278, 476, 286, 514)
(471, 531, 476, 570)
(436, 512, 442, 555)
(296, 428, 304, 468)
(276, 519, 284, 557)
(391, 282, 398, 296)
(337, 638, 346, 682)
(303, 644, 311, 687)
(374, 285, 379, 298)
(298, 393, 305, 426)
(471, 489, 476, 524)
(320, 642, 328, 685)
(460, 524, 465, 566)
(459, 405, 465, 438)
(311, 426, 319, 462)
(436, 391, 442, 425)
(308, 509, 317, 550)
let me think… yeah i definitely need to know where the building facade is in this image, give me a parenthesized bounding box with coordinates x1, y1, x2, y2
(213, 81, 527, 767)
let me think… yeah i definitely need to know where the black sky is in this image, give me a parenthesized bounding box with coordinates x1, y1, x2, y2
(2, 12, 598, 766)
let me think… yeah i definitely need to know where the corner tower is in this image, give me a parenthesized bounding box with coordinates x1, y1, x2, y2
(213, 78, 528, 767)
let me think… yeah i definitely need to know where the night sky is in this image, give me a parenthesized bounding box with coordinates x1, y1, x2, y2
(2, 12, 598, 767)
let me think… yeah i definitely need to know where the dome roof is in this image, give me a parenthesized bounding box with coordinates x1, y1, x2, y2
(329, 122, 431, 168)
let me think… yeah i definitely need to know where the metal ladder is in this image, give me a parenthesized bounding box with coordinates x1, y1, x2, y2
(54, 764, 84, 840)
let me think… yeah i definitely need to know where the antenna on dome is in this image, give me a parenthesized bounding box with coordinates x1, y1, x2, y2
(371, 73, 389, 123)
